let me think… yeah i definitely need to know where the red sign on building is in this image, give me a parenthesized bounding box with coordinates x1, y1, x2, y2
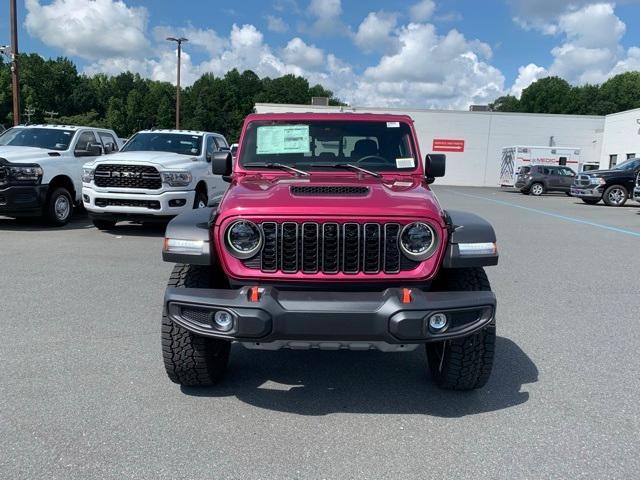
(432, 139, 465, 152)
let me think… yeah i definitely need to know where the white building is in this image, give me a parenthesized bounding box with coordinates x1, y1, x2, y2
(254, 103, 640, 187)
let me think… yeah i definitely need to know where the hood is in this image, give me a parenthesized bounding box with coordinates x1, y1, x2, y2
(585, 168, 628, 177)
(88, 151, 199, 169)
(218, 173, 444, 223)
(0, 145, 64, 163)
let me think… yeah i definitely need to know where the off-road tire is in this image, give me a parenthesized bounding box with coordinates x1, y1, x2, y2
(92, 219, 117, 230)
(193, 189, 208, 209)
(602, 185, 628, 207)
(427, 267, 496, 390)
(162, 264, 230, 386)
(581, 198, 600, 205)
(44, 187, 73, 226)
(530, 182, 544, 196)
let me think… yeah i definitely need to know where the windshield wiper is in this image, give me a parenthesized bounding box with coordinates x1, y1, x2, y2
(243, 162, 310, 177)
(329, 163, 382, 178)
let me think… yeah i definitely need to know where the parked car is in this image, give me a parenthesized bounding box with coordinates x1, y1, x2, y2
(571, 158, 640, 206)
(160, 113, 500, 391)
(81, 129, 230, 229)
(515, 165, 576, 196)
(0, 124, 121, 225)
(634, 171, 640, 203)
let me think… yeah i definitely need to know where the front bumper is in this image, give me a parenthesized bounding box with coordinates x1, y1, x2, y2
(0, 184, 48, 216)
(165, 286, 496, 347)
(570, 185, 603, 199)
(83, 186, 195, 218)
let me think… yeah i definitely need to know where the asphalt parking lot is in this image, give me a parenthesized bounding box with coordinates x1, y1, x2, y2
(2, 186, 639, 479)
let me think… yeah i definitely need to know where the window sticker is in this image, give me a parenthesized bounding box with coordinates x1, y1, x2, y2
(387, 122, 400, 128)
(257, 125, 310, 154)
(396, 157, 415, 168)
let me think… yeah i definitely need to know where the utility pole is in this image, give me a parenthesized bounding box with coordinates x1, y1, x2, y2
(45, 110, 59, 122)
(23, 105, 35, 124)
(166, 36, 188, 129)
(10, 0, 21, 125)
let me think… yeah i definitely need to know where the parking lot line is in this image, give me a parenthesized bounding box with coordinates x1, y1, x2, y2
(444, 189, 640, 239)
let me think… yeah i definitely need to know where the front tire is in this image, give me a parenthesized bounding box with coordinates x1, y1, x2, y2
(426, 267, 496, 390)
(602, 185, 628, 207)
(193, 189, 208, 209)
(530, 182, 544, 196)
(162, 264, 231, 386)
(44, 187, 73, 226)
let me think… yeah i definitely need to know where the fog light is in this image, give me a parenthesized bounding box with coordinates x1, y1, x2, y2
(213, 310, 234, 332)
(428, 313, 448, 333)
(83, 194, 90, 203)
(169, 199, 187, 207)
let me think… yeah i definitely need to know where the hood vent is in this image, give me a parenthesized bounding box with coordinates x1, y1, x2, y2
(290, 185, 370, 196)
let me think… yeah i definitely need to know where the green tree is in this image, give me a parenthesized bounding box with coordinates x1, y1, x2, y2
(519, 77, 572, 114)
(489, 95, 520, 112)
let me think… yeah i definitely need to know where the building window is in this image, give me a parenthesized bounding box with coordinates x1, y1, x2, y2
(609, 154, 618, 168)
(627, 153, 636, 160)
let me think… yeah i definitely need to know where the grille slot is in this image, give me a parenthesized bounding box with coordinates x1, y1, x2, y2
(290, 186, 369, 196)
(94, 164, 161, 189)
(243, 222, 424, 274)
(95, 198, 161, 209)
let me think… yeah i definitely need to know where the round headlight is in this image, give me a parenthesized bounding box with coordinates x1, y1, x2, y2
(225, 220, 263, 259)
(399, 222, 437, 261)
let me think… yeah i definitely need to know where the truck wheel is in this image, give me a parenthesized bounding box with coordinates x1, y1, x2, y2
(581, 198, 600, 205)
(602, 185, 628, 207)
(92, 219, 117, 230)
(426, 267, 496, 391)
(530, 182, 544, 196)
(162, 264, 230, 386)
(193, 189, 208, 209)
(44, 187, 73, 226)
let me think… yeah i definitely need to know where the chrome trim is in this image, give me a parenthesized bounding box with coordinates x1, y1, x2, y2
(225, 220, 264, 260)
(280, 222, 298, 273)
(399, 222, 438, 262)
(363, 223, 381, 273)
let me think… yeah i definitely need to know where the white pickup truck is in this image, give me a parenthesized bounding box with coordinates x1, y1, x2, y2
(0, 124, 122, 225)
(81, 129, 229, 229)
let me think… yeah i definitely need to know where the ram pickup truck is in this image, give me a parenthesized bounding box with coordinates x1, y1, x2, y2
(0, 124, 121, 225)
(571, 158, 640, 206)
(160, 113, 499, 391)
(82, 129, 229, 229)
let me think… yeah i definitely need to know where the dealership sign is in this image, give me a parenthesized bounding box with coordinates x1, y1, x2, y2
(433, 139, 465, 152)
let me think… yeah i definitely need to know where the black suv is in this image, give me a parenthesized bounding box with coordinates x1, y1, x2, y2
(571, 158, 640, 206)
(515, 165, 576, 196)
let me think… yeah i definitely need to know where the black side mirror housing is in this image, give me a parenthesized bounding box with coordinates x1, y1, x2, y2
(425, 154, 446, 180)
(212, 151, 233, 176)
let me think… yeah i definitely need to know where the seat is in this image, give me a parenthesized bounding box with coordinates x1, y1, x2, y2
(351, 139, 378, 160)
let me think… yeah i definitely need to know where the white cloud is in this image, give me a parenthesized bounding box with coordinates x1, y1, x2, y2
(410, 0, 436, 22)
(266, 15, 289, 33)
(25, 0, 149, 60)
(153, 25, 227, 56)
(354, 12, 399, 54)
(510, 63, 549, 97)
(306, 0, 349, 35)
(281, 38, 325, 69)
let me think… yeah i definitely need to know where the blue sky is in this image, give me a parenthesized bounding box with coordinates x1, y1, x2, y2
(2, 0, 640, 108)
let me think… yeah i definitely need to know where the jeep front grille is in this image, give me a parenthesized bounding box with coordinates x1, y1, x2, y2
(94, 164, 161, 189)
(244, 222, 419, 274)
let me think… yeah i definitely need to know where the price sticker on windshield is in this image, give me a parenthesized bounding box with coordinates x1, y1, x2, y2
(257, 125, 310, 154)
(396, 157, 415, 168)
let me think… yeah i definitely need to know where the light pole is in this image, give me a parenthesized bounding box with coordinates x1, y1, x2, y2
(166, 36, 188, 129)
(9, 0, 20, 125)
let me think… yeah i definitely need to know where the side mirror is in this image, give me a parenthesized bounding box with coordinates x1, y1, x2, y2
(212, 151, 232, 176)
(425, 154, 446, 179)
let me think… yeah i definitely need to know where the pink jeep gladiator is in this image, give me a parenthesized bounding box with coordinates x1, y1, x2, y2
(161, 113, 498, 390)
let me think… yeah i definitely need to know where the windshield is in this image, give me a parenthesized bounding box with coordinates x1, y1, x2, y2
(613, 158, 640, 170)
(0, 127, 75, 151)
(121, 132, 203, 155)
(239, 120, 418, 172)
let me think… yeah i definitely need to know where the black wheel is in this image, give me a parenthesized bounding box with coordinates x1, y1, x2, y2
(602, 185, 628, 207)
(162, 264, 231, 386)
(44, 187, 73, 226)
(92, 219, 117, 230)
(426, 267, 496, 390)
(529, 182, 544, 196)
(193, 189, 208, 209)
(581, 198, 600, 205)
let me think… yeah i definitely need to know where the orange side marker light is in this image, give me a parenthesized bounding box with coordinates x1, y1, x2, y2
(249, 286, 261, 302)
(401, 288, 412, 304)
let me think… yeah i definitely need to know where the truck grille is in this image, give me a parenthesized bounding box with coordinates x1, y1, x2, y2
(94, 198, 161, 210)
(244, 222, 418, 274)
(575, 174, 593, 187)
(94, 164, 161, 189)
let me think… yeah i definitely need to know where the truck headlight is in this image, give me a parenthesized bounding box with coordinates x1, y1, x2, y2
(225, 220, 263, 259)
(8, 165, 43, 183)
(82, 168, 94, 183)
(590, 177, 606, 186)
(399, 222, 438, 261)
(161, 171, 192, 186)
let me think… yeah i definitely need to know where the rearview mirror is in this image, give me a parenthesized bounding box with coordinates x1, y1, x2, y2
(212, 151, 232, 176)
(425, 154, 446, 179)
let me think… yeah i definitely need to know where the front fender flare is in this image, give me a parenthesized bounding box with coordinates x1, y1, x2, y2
(442, 210, 499, 268)
(162, 207, 217, 265)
